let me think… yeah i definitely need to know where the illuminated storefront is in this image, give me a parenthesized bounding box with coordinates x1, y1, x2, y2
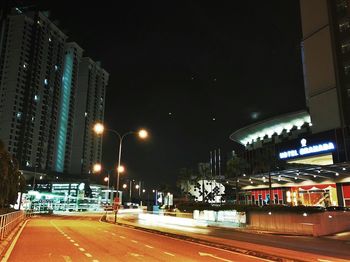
(230, 110, 350, 207)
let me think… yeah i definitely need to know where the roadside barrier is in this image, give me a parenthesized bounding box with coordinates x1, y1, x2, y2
(0, 211, 25, 240)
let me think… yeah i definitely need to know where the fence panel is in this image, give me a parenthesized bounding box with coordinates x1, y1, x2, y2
(0, 211, 25, 240)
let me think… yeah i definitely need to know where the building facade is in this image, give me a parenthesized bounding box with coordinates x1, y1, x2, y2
(230, 110, 350, 207)
(0, 8, 108, 176)
(300, 0, 350, 161)
(70, 58, 108, 175)
(53, 42, 83, 173)
(0, 10, 67, 170)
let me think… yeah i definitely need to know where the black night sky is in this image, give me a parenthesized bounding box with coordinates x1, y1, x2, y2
(32, 1, 306, 188)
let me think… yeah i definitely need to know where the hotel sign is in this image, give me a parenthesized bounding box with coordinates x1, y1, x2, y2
(279, 138, 335, 160)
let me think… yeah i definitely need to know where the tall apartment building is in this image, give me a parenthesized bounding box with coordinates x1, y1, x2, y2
(0, 9, 67, 170)
(0, 9, 108, 175)
(70, 58, 108, 175)
(53, 42, 83, 173)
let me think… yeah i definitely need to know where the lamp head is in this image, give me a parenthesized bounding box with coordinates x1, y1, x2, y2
(138, 129, 148, 139)
(93, 123, 104, 135)
(117, 165, 125, 173)
(93, 163, 102, 173)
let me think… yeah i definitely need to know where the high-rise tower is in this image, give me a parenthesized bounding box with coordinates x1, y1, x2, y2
(0, 9, 67, 170)
(70, 58, 108, 175)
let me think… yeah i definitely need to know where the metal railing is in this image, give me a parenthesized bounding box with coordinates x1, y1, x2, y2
(0, 211, 25, 240)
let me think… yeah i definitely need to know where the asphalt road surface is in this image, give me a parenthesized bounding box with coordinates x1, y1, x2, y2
(3, 215, 272, 262)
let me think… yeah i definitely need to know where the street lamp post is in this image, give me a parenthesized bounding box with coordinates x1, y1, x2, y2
(93, 123, 148, 206)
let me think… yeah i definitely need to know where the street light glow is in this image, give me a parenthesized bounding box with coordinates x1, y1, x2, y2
(93, 122, 104, 135)
(93, 163, 102, 173)
(117, 165, 125, 173)
(142, 189, 146, 193)
(138, 129, 148, 139)
(135, 184, 140, 189)
(104, 177, 109, 182)
(122, 184, 127, 189)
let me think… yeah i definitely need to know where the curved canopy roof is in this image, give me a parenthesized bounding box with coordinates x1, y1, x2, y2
(229, 110, 311, 146)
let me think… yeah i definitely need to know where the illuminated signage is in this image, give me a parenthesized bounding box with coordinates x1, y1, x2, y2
(279, 139, 335, 159)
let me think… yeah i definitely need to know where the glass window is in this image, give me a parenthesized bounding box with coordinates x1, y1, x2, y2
(342, 39, 350, 53)
(344, 61, 350, 74)
(339, 18, 350, 32)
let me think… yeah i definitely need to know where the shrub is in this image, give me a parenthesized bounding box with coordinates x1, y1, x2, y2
(176, 202, 325, 214)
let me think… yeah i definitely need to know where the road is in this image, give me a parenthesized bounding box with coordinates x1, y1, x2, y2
(3, 215, 271, 262)
(117, 212, 350, 261)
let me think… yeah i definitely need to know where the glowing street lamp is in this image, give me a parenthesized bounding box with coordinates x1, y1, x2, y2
(93, 163, 102, 173)
(117, 165, 125, 173)
(135, 184, 140, 190)
(93, 122, 149, 205)
(138, 129, 148, 139)
(93, 123, 104, 135)
(122, 184, 127, 189)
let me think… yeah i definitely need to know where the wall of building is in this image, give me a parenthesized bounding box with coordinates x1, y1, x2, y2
(0, 10, 67, 170)
(300, 0, 342, 133)
(69, 58, 108, 175)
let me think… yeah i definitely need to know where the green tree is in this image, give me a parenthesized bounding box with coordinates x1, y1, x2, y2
(226, 156, 249, 203)
(198, 163, 211, 202)
(176, 168, 195, 201)
(252, 145, 283, 205)
(0, 139, 26, 208)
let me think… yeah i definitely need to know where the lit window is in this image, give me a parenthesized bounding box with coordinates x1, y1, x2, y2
(34, 95, 39, 101)
(16, 112, 22, 119)
(344, 62, 350, 75)
(54, 65, 58, 71)
(341, 40, 350, 53)
(84, 112, 88, 117)
(26, 161, 30, 167)
(339, 19, 350, 32)
(31, 116, 35, 122)
(44, 79, 48, 85)
(49, 37, 52, 42)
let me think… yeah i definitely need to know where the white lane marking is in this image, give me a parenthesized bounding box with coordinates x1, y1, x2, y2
(92, 260, 100, 262)
(145, 245, 154, 249)
(164, 252, 175, 257)
(70, 239, 75, 243)
(62, 255, 72, 262)
(122, 225, 272, 262)
(317, 260, 333, 262)
(199, 252, 233, 262)
(85, 253, 92, 258)
(2, 220, 29, 262)
(79, 248, 85, 252)
(104, 230, 108, 233)
(74, 243, 79, 247)
(129, 253, 142, 257)
(111, 233, 116, 236)
(119, 236, 126, 239)
(131, 240, 138, 243)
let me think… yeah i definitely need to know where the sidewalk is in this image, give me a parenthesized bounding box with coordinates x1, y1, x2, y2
(0, 220, 26, 260)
